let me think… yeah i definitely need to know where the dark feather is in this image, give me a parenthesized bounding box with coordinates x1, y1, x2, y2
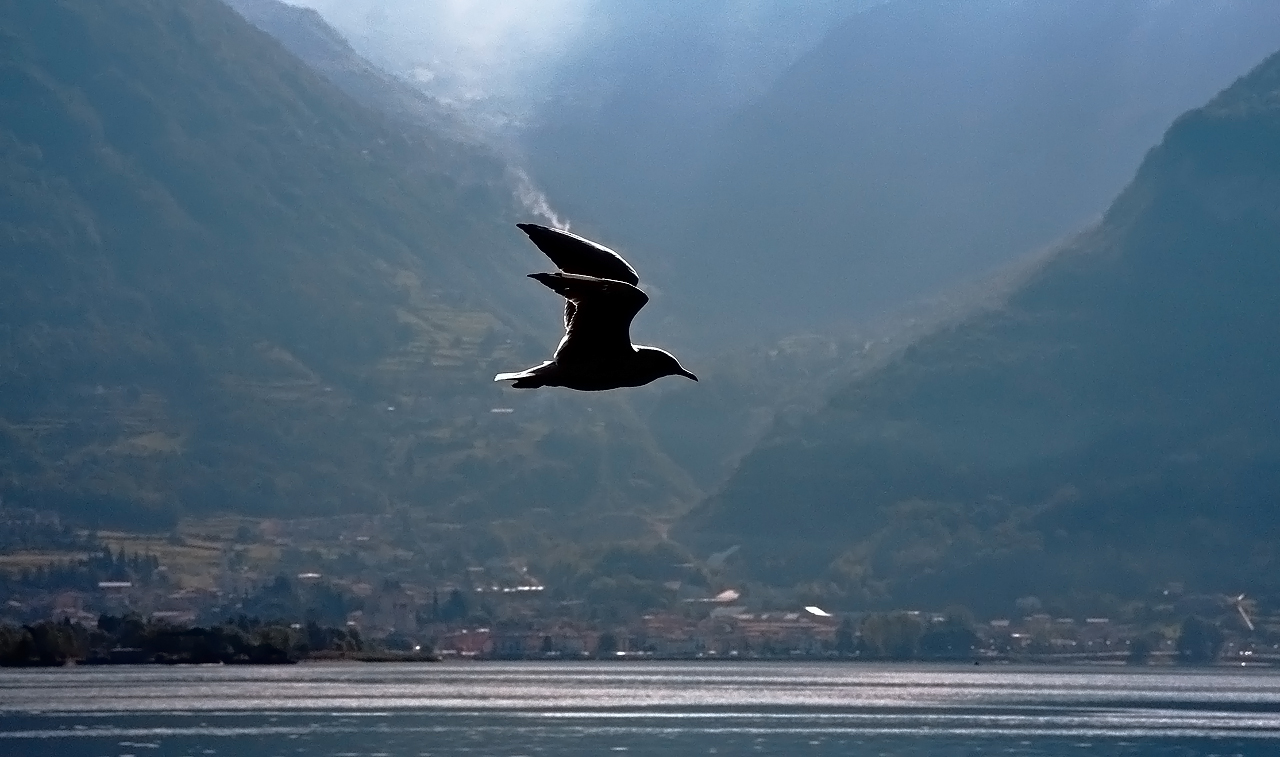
(517, 224, 640, 285)
(527, 272, 648, 365)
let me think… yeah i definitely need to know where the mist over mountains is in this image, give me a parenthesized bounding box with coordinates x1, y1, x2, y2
(277, 1, 1280, 343)
(295, 1, 1280, 345)
(677, 0, 1280, 337)
(286, 1, 865, 326)
(287, 0, 858, 129)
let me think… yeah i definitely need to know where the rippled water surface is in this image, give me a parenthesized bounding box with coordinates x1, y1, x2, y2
(2, 662, 1279, 756)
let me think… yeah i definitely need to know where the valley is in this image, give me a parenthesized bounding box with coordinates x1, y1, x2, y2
(3, 0, 1280, 654)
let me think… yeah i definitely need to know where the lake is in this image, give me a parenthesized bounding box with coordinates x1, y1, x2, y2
(1, 662, 1278, 756)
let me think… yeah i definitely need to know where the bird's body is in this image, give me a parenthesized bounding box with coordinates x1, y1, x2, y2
(495, 224, 696, 391)
(493, 345, 690, 391)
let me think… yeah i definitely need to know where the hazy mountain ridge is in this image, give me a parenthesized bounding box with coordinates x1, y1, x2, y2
(0, 0, 700, 528)
(679, 48, 1280, 611)
(674, 0, 1280, 340)
(223, 0, 497, 155)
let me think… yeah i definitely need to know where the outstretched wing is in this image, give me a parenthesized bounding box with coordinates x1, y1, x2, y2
(517, 224, 640, 285)
(517, 224, 641, 331)
(528, 272, 647, 365)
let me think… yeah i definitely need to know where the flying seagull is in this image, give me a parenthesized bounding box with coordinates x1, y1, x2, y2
(494, 223, 697, 391)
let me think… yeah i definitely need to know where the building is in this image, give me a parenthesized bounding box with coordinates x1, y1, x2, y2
(435, 627, 493, 657)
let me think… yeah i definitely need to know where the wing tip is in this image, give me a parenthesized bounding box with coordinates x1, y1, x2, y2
(516, 222, 641, 286)
(495, 371, 545, 389)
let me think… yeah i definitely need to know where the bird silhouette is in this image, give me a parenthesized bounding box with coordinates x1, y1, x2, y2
(494, 223, 697, 390)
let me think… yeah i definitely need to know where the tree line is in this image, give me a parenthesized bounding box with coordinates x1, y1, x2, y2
(0, 614, 367, 666)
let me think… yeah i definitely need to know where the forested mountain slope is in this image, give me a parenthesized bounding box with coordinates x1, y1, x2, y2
(0, 0, 696, 528)
(680, 49, 1280, 610)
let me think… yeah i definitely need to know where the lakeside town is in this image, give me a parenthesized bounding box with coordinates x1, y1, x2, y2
(1, 507, 1275, 666)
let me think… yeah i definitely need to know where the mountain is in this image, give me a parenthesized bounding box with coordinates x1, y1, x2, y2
(679, 48, 1280, 612)
(264, 1, 1280, 350)
(673, 0, 1280, 340)
(280, 0, 862, 344)
(0, 0, 698, 529)
(221, 0, 919, 509)
(223, 0, 475, 144)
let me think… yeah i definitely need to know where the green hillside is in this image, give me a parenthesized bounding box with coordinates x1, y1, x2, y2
(0, 0, 697, 528)
(680, 50, 1280, 611)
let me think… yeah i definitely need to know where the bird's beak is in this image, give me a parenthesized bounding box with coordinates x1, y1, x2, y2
(682, 369, 698, 382)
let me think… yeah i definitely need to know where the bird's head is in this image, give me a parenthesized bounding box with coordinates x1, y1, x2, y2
(635, 347, 698, 385)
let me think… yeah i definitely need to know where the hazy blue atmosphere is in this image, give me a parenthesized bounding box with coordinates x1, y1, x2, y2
(3, 1, 1280, 753)
(292, 0, 1280, 337)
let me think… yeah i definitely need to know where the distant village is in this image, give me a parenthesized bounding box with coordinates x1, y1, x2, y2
(1, 507, 1276, 666)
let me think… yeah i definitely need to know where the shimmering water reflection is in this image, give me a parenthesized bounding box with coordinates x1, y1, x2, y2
(1, 662, 1278, 756)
